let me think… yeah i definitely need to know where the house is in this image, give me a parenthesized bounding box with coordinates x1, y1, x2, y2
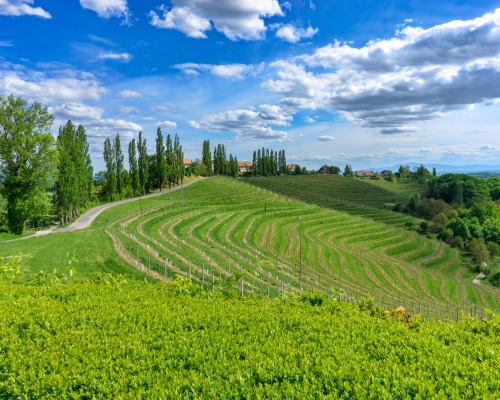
(355, 169, 377, 177)
(237, 161, 253, 173)
(286, 163, 299, 172)
(319, 164, 330, 173)
(183, 158, 192, 168)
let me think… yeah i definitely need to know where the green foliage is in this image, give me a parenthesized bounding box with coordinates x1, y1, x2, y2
(0, 95, 56, 233)
(0, 281, 498, 398)
(0, 253, 30, 282)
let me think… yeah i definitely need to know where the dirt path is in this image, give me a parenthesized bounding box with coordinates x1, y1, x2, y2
(4, 179, 202, 242)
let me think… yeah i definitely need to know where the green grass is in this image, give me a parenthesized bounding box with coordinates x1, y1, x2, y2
(0, 280, 498, 399)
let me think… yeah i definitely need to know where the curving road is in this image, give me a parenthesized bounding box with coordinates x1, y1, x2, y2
(5, 179, 202, 242)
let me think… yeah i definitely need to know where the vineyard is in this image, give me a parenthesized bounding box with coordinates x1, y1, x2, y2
(1, 280, 498, 399)
(104, 177, 500, 315)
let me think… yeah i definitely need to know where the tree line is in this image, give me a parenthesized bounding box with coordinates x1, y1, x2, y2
(100, 129, 185, 202)
(0, 95, 186, 234)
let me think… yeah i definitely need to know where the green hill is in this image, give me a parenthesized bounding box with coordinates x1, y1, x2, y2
(0, 280, 498, 399)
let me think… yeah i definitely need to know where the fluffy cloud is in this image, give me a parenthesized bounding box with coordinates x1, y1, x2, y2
(80, 0, 129, 21)
(149, 0, 283, 40)
(0, 0, 51, 18)
(50, 102, 141, 138)
(274, 24, 318, 43)
(190, 104, 291, 140)
(174, 63, 253, 80)
(264, 8, 500, 134)
(118, 89, 142, 98)
(98, 52, 133, 62)
(156, 120, 177, 129)
(480, 144, 496, 150)
(0, 65, 107, 103)
(318, 135, 335, 141)
(305, 116, 316, 123)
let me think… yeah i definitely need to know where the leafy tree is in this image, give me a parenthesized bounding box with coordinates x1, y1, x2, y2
(166, 134, 174, 187)
(137, 131, 148, 195)
(343, 164, 354, 177)
(54, 121, 93, 224)
(173, 134, 184, 185)
(0, 95, 56, 233)
(128, 139, 139, 197)
(155, 128, 166, 191)
(103, 138, 116, 201)
(202, 139, 212, 176)
(329, 165, 341, 174)
(114, 134, 124, 199)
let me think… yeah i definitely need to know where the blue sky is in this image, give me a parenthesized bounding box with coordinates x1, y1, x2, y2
(1, 0, 500, 172)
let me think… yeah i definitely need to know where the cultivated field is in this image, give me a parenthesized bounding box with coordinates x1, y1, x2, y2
(104, 177, 499, 315)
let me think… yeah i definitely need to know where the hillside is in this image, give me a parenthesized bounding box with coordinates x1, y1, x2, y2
(0, 280, 498, 399)
(102, 177, 499, 312)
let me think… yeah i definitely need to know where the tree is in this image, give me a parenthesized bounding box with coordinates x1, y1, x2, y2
(173, 134, 184, 185)
(155, 128, 166, 191)
(343, 164, 354, 177)
(54, 121, 93, 225)
(137, 131, 148, 195)
(166, 134, 174, 187)
(113, 133, 124, 199)
(103, 138, 116, 201)
(202, 139, 212, 176)
(128, 139, 139, 197)
(0, 95, 56, 233)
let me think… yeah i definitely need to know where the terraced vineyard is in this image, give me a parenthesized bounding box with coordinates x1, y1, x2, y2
(106, 177, 500, 315)
(246, 174, 422, 227)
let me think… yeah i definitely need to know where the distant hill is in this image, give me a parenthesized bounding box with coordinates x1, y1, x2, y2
(369, 163, 500, 176)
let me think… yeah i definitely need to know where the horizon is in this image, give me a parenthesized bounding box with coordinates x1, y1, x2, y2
(1, 0, 500, 171)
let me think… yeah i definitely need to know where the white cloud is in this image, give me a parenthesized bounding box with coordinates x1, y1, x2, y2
(0, 0, 51, 18)
(50, 102, 141, 141)
(119, 105, 138, 114)
(305, 116, 316, 123)
(264, 8, 500, 134)
(118, 89, 142, 98)
(274, 24, 318, 43)
(190, 104, 291, 140)
(98, 52, 133, 62)
(174, 63, 253, 80)
(187, 120, 201, 129)
(149, 0, 283, 40)
(480, 144, 495, 150)
(156, 120, 177, 129)
(80, 0, 129, 21)
(0, 66, 107, 103)
(318, 135, 335, 141)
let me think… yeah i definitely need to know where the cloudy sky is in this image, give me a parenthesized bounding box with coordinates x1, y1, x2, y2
(1, 0, 500, 171)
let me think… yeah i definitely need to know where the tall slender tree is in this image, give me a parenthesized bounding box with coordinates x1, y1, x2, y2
(165, 134, 174, 188)
(128, 138, 139, 197)
(202, 139, 212, 176)
(113, 133, 124, 199)
(155, 128, 166, 191)
(103, 138, 116, 201)
(173, 134, 184, 185)
(137, 131, 148, 195)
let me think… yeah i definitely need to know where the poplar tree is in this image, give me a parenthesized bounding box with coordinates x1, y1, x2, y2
(128, 139, 139, 197)
(155, 128, 166, 191)
(173, 134, 184, 185)
(202, 139, 212, 176)
(114, 133, 124, 199)
(103, 138, 116, 201)
(165, 134, 174, 188)
(137, 131, 148, 195)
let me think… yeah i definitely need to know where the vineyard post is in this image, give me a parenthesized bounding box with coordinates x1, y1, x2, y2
(241, 276, 244, 296)
(188, 257, 191, 278)
(202, 266, 205, 283)
(268, 272, 270, 299)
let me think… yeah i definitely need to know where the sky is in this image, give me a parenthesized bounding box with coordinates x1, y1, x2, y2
(1, 0, 500, 172)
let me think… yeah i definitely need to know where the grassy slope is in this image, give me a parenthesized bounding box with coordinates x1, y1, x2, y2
(0, 281, 498, 399)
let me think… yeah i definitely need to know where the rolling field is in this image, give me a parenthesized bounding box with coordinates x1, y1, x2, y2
(103, 177, 499, 314)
